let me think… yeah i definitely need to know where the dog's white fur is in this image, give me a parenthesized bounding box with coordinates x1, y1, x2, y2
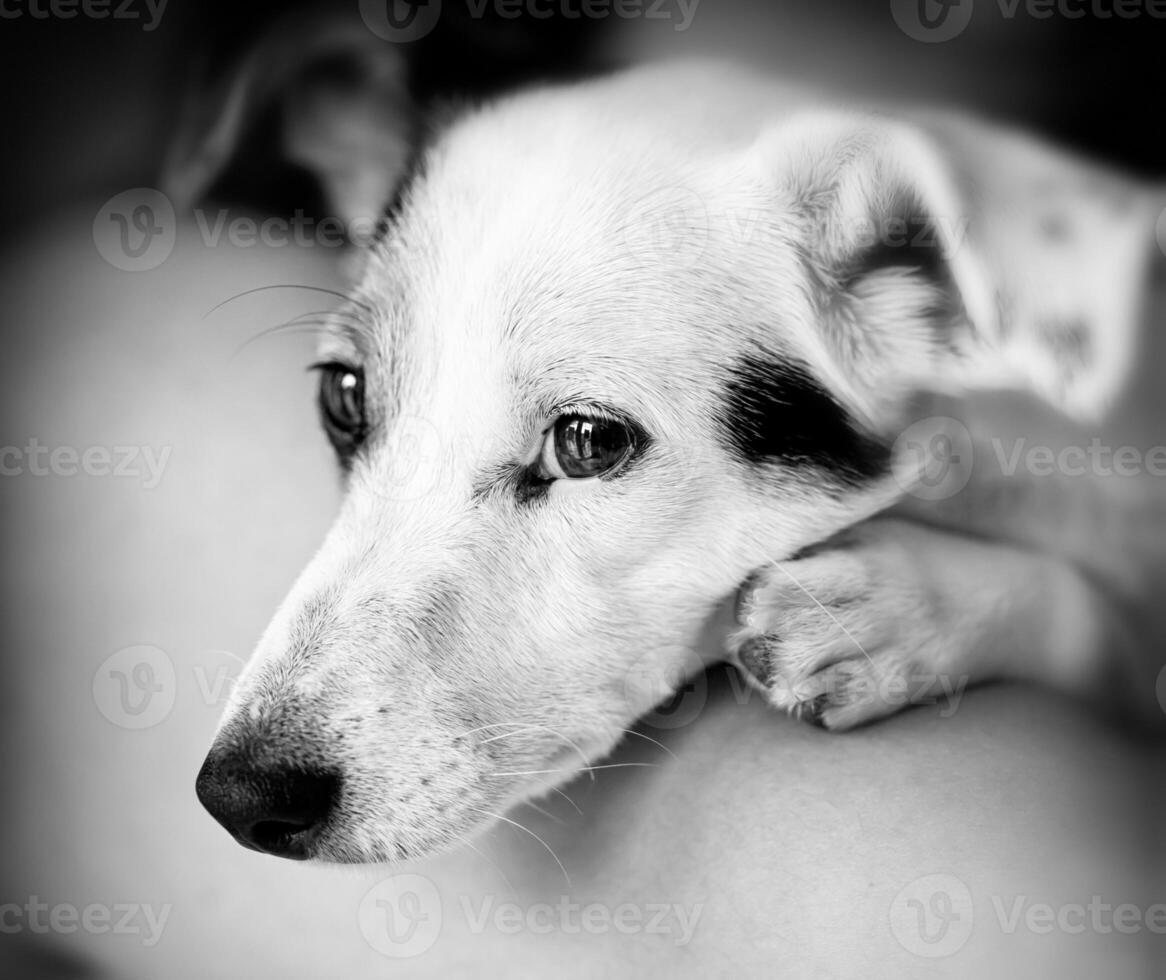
(189, 58, 1162, 863)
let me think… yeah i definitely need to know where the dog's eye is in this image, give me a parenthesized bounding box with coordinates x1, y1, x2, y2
(314, 362, 366, 460)
(540, 414, 636, 480)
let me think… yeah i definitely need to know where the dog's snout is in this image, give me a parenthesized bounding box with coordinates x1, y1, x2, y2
(195, 751, 339, 860)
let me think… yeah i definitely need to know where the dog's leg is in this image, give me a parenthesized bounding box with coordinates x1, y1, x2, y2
(728, 517, 1147, 730)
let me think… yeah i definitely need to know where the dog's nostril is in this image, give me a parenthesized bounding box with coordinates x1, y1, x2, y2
(247, 818, 316, 856)
(195, 753, 340, 861)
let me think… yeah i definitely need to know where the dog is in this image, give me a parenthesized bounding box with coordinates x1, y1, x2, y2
(178, 21, 1165, 863)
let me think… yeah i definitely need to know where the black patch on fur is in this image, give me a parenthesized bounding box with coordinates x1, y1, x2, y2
(720, 354, 888, 484)
(844, 214, 948, 288)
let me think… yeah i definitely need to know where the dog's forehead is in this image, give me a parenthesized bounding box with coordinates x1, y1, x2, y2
(336, 86, 801, 417)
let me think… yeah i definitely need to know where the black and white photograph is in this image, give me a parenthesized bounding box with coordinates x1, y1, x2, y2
(1, 0, 1164, 976)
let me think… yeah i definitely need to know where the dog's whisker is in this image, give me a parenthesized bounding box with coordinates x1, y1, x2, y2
(231, 320, 335, 359)
(202, 283, 375, 319)
(521, 800, 567, 827)
(617, 729, 678, 762)
(487, 762, 659, 777)
(231, 302, 377, 359)
(466, 807, 571, 889)
(459, 839, 517, 897)
(765, 559, 875, 665)
(284, 308, 371, 329)
(452, 722, 597, 783)
(547, 786, 583, 816)
(479, 725, 595, 782)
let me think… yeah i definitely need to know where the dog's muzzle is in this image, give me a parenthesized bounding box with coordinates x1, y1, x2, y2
(195, 748, 340, 860)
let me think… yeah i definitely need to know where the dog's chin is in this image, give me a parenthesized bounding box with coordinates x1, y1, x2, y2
(302, 737, 623, 866)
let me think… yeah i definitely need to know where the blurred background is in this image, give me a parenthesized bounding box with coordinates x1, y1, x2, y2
(1, 2, 1164, 978)
(3, 0, 1166, 232)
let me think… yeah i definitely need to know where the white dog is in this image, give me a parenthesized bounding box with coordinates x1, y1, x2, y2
(177, 24, 1164, 863)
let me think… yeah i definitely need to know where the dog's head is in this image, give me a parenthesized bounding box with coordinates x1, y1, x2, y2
(184, 34, 1157, 862)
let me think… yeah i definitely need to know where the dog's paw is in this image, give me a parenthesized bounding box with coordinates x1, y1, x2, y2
(728, 519, 958, 730)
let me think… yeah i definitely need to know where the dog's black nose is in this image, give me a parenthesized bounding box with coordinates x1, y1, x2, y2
(195, 752, 339, 860)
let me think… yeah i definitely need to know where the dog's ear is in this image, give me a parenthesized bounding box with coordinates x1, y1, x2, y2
(756, 112, 1159, 427)
(163, 9, 414, 231)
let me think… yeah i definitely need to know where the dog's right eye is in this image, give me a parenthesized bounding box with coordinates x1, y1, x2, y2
(313, 362, 366, 462)
(539, 412, 639, 481)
